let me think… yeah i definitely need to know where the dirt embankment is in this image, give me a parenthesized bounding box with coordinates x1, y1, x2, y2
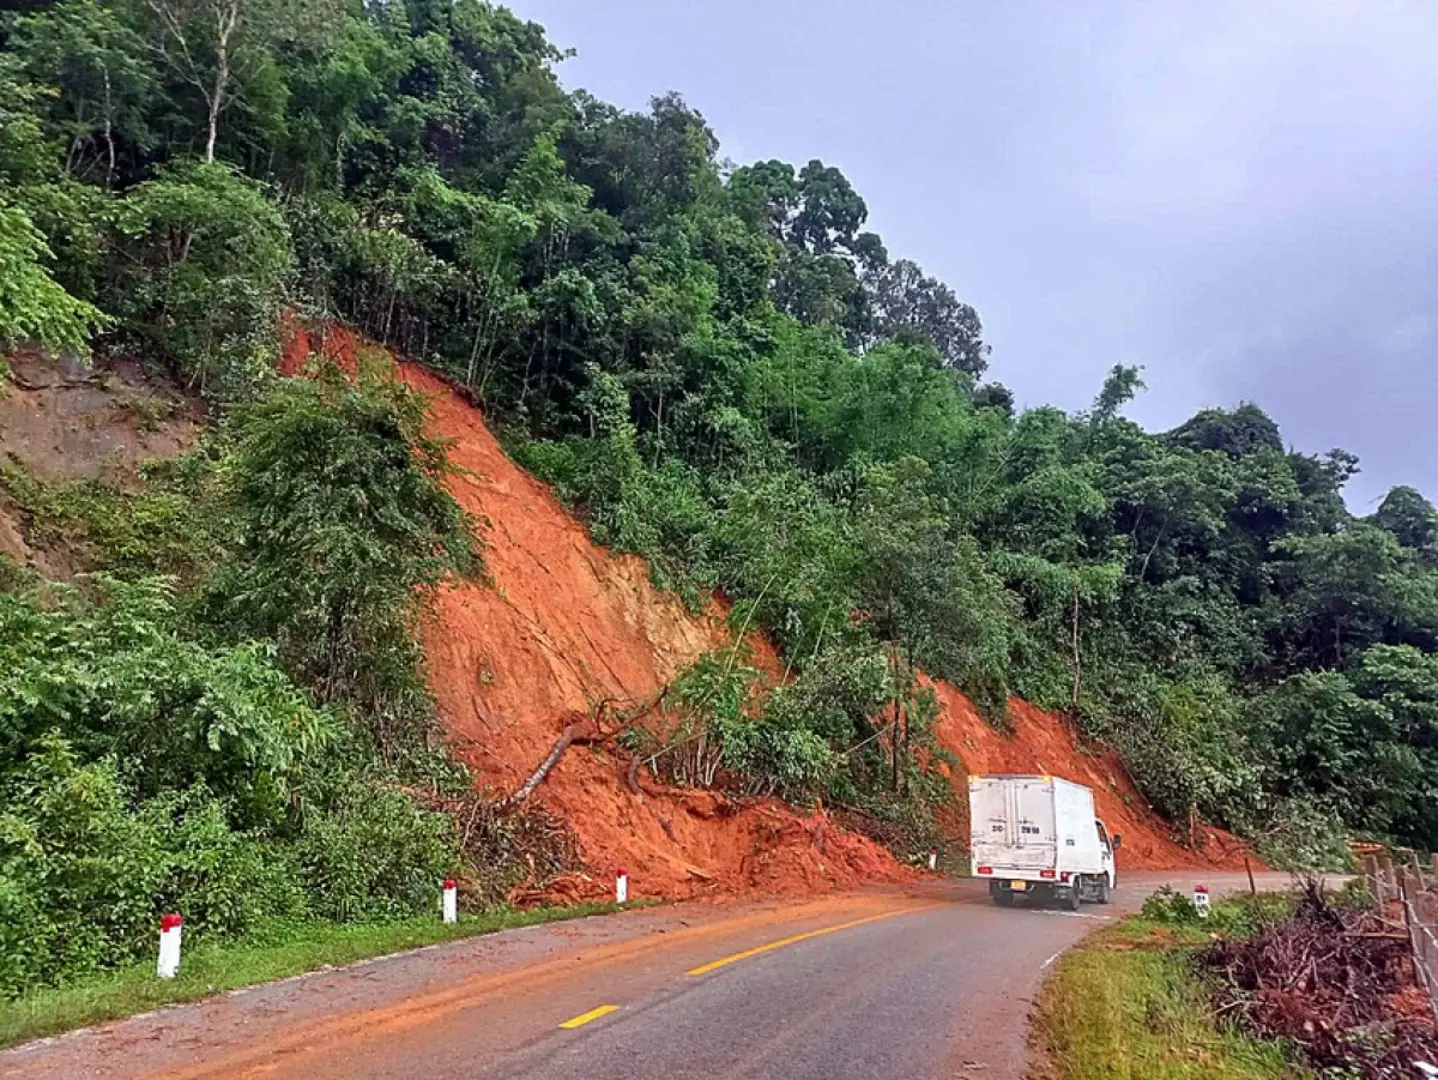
(0, 347, 199, 579)
(393, 360, 908, 901)
(930, 685, 1254, 871)
(282, 327, 1258, 898)
(0, 330, 1251, 904)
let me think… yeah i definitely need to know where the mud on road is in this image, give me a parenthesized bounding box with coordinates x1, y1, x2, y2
(0, 872, 1295, 1080)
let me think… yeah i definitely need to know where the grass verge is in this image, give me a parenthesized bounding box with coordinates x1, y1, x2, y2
(0, 901, 637, 1050)
(1030, 913, 1309, 1080)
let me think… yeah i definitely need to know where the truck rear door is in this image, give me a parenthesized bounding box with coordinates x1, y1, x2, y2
(1010, 778, 1057, 869)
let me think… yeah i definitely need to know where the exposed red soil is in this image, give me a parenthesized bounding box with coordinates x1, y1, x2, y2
(279, 325, 1257, 898)
(930, 683, 1257, 870)
(278, 319, 362, 379)
(393, 361, 911, 901)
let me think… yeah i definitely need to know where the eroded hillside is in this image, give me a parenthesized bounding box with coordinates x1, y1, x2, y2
(377, 345, 1255, 898)
(3, 332, 1250, 903)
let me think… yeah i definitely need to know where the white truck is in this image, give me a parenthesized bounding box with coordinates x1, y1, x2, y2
(969, 774, 1120, 909)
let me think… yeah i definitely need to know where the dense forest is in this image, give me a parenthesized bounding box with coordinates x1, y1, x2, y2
(4, 0, 1438, 995)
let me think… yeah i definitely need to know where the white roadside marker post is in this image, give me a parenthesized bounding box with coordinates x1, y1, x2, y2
(442, 878, 458, 924)
(157, 914, 183, 979)
(928, 848, 938, 871)
(1193, 883, 1211, 919)
(616, 868, 628, 905)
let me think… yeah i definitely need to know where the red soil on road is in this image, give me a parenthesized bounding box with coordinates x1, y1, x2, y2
(282, 327, 1259, 899)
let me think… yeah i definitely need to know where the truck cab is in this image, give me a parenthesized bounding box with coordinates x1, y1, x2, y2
(969, 774, 1121, 909)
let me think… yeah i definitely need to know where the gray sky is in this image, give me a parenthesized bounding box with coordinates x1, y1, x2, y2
(511, 0, 1438, 509)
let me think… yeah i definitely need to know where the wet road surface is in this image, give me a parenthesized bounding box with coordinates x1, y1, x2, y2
(0, 871, 1294, 1080)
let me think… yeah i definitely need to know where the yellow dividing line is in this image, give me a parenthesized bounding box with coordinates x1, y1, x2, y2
(558, 1004, 619, 1029)
(686, 905, 942, 977)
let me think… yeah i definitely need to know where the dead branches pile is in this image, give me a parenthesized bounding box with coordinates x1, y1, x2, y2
(408, 786, 582, 908)
(1204, 880, 1438, 1077)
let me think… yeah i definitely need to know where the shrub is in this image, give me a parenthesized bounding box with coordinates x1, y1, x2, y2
(208, 364, 478, 725)
(0, 577, 335, 823)
(1140, 886, 1201, 925)
(0, 196, 107, 354)
(0, 736, 308, 995)
(294, 769, 457, 922)
(112, 159, 292, 397)
(721, 720, 834, 800)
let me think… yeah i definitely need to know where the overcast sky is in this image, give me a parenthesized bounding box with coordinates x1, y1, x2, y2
(510, 0, 1438, 510)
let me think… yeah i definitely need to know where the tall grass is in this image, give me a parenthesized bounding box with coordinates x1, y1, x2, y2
(1032, 917, 1307, 1080)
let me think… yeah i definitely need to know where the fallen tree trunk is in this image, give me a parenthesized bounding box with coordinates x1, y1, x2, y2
(508, 687, 673, 805)
(510, 721, 586, 804)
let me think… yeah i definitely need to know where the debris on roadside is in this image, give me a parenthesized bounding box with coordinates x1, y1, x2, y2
(1204, 880, 1438, 1077)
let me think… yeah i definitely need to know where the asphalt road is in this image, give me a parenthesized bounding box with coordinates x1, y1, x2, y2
(0, 871, 1295, 1080)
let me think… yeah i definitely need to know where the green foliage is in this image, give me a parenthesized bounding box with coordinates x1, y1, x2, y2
(0, 360, 479, 995)
(209, 362, 477, 724)
(0, 578, 333, 814)
(1139, 887, 1297, 940)
(0, 735, 306, 996)
(0, 199, 107, 353)
(3, 0, 1438, 993)
(0, 453, 218, 581)
(1249, 669, 1425, 844)
(1140, 885, 1202, 924)
(0, 576, 463, 996)
(1035, 909, 1308, 1080)
(113, 160, 292, 396)
(292, 766, 456, 922)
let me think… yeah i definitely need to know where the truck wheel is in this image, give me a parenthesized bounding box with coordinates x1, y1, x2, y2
(1096, 873, 1111, 905)
(1065, 879, 1082, 911)
(994, 889, 1015, 907)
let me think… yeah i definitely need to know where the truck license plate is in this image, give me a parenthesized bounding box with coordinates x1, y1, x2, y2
(1010, 880, 1027, 891)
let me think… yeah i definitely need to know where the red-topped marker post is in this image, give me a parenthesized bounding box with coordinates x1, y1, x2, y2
(1193, 884, 1211, 919)
(442, 879, 458, 924)
(616, 868, 629, 905)
(157, 914, 183, 979)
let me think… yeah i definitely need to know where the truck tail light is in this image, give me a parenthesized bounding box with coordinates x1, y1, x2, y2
(1040, 869, 1056, 879)
(1060, 872, 1071, 882)
(977, 866, 992, 875)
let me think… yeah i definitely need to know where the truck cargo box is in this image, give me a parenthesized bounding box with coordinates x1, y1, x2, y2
(968, 774, 1118, 908)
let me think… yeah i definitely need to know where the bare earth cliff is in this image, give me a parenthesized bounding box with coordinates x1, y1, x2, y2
(361, 346, 1253, 901)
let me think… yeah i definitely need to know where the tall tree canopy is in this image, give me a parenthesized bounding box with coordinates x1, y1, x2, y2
(4, 0, 1437, 868)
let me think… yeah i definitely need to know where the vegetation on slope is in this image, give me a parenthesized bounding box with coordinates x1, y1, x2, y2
(0, 358, 486, 995)
(4, 0, 1438, 995)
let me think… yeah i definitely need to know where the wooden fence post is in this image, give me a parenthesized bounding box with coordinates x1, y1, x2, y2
(1379, 853, 1397, 905)
(1410, 885, 1438, 1026)
(1421, 893, 1438, 973)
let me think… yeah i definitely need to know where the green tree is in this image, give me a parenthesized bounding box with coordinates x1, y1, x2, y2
(1270, 524, 1438, 670)
(0, 200, 107, 353)
(135, 0, 340, 162)
(864, 258, 990, 376)
(1372, 485, 1438, 552)
(113, 158, 291, 394)
(211, 362, 478, 724)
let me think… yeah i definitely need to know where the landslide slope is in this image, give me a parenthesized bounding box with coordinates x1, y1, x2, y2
(0, 336, 1250, 905)
(400, 362, 908, 901)
(392, 354, 1252, 898)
